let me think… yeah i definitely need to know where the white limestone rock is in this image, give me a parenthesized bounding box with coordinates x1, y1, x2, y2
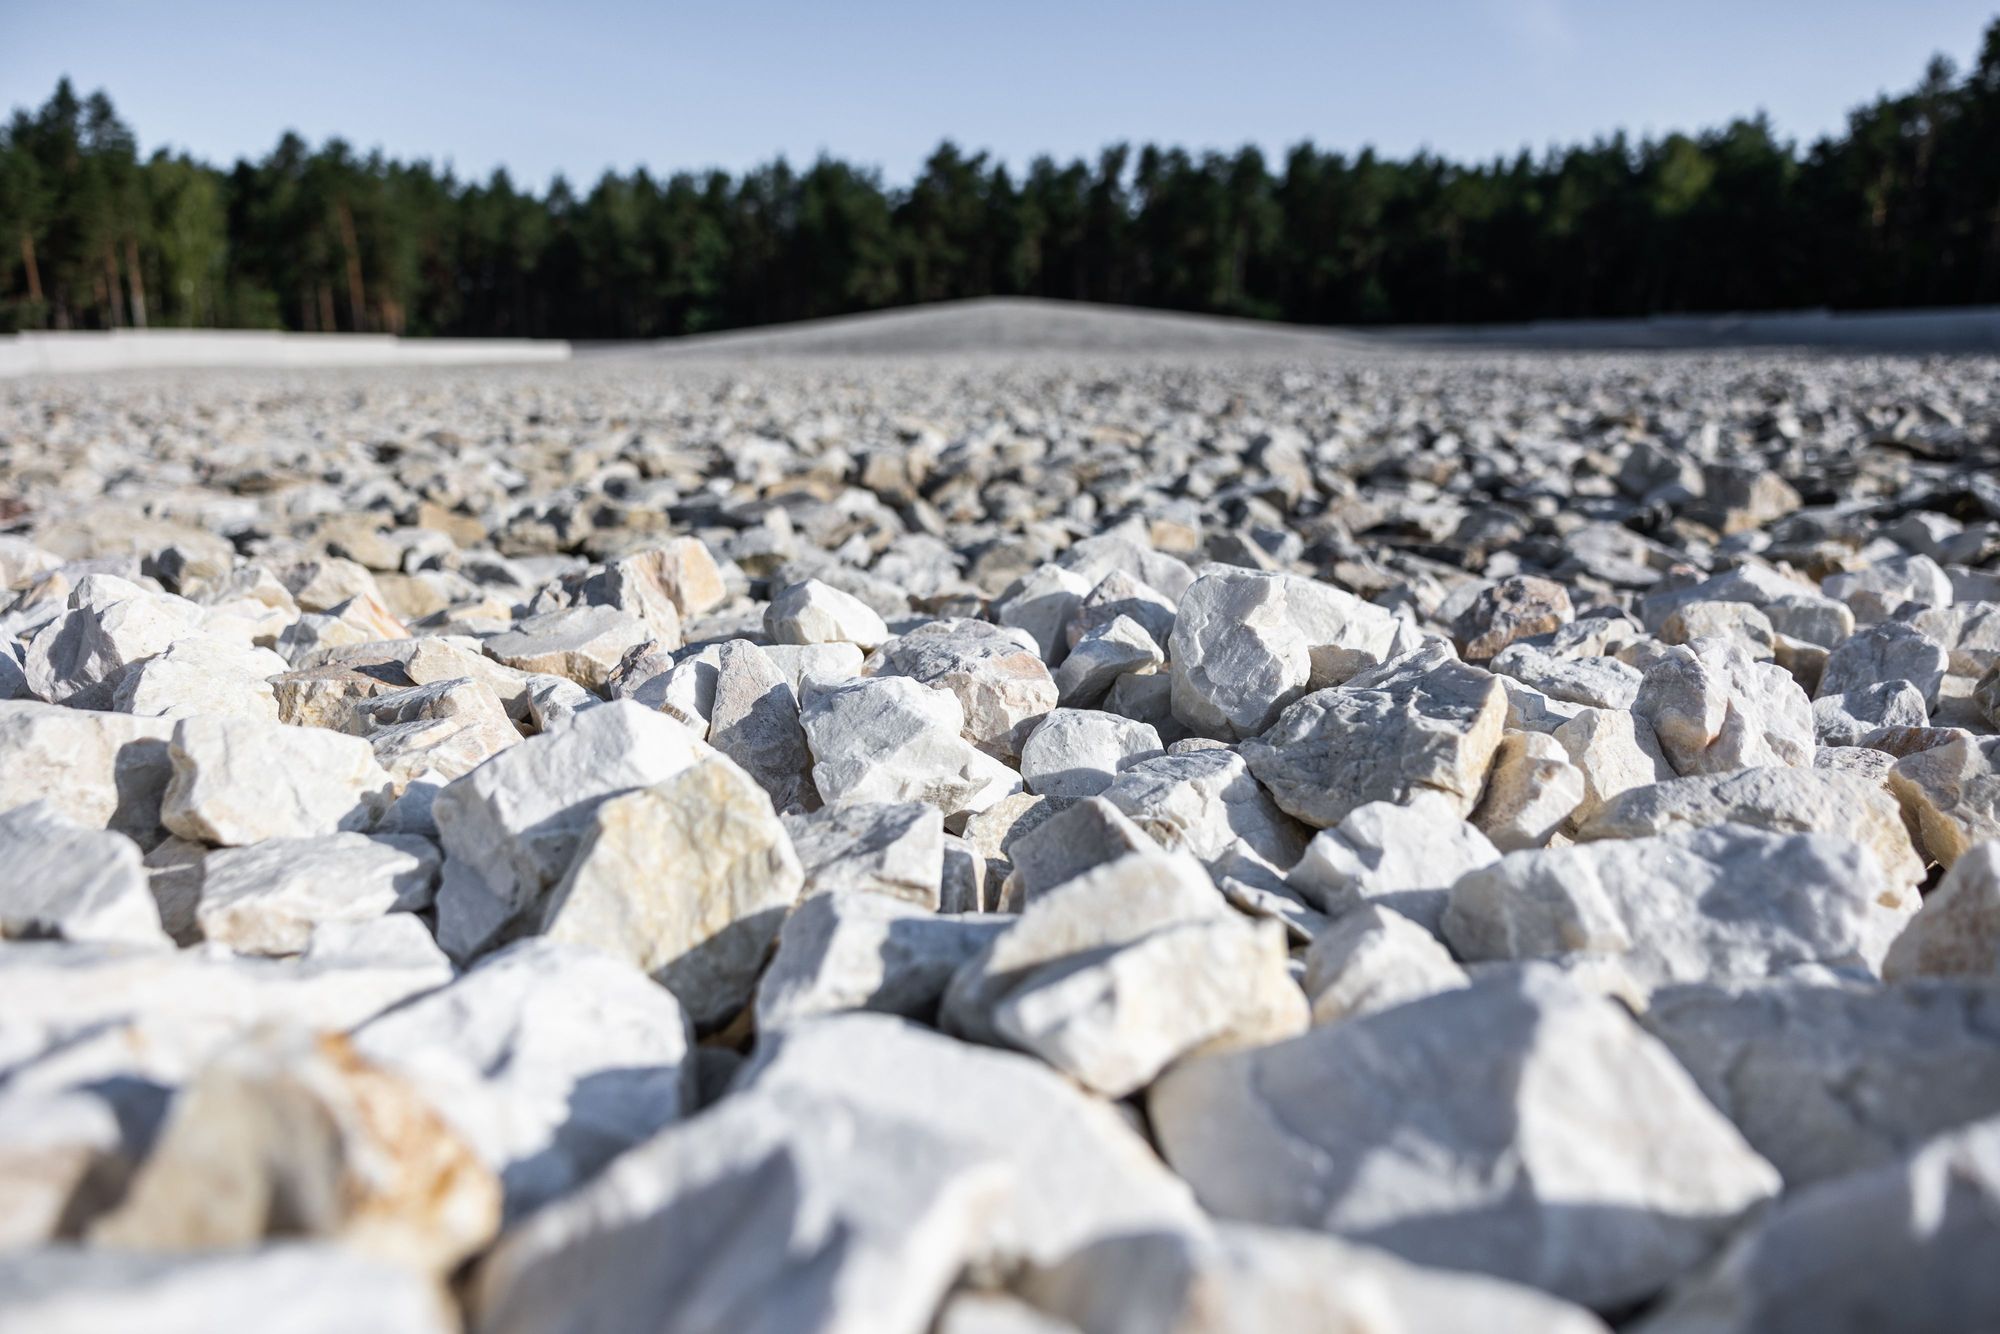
(708, 638, 815, 812)
(111, 636, 287, 721)
(784, 801, 943, 908)
(755, 890, 1011, 1030)
(1633, 638, 1815, 776)
(471, 1082, 1008, 1334)
(1019, 707, 1163, 803)
(0, 802, 166, 948)
(161, 716, 394, 846)
(1241, 654, 1507, 828)
(1641, 980, 2000, 1187)
(801, 674, 1021, 820)
(1149, 970, 1780, 1309)
(1444, 824, 1902, 986)
(1098, 746, 1309, 875)
(483, 605, 653, 691)
(1633, 1116, 2000, 1334)
(1474, 728, 1587, 851)
(1815, 620, 1950, 709)
(195, 833, 440, 956)
(1889, 733, 2000, 867)
(1169, 568, 1399, 740)
(22, 574, 210, 709)
(1301, 904, 1470, 1024)
(866, 617, 1057, 758)
(943, 842, 1223, 1038)
(0, 700, 175, 844)
(430, 699, 708, 956)
(0, 1245, 456, 1334)
(353, 938, 694, 1221)
(736, 1014, 1209, 1267)
(540, 752, 804, 1029)
(1053, 614, 1165, 707)
(765, 577, 891, 649)
(1285, 792, 1501, 933)
(88, 1028, 500, 1274)
(1553, 705, 1677, 826)
(1577, 766, 1925, 896)
(1019, 1224, 1610, 1334)
(990, 912, 1305, 1098)
(1821, 552, 1954, 623)
(1882, 840, 2000, 979)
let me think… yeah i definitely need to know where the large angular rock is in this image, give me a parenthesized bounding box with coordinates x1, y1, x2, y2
(353, 939, 694, 1220)
(1301, 904, 1470, 1024)
(1285, 792, 1500, 933)
(482, 605, 653, 691)
(431, 700, 708, 956)
(1453, 574, 1574, 662)
(22, 575, 211, 709)
(1169, 569, 1399, 740)
(111, 636, 287, 721)
(1241, 655, 1507, 828)
(161, 716, 394, 846)
(1577, 766, 1925, 893)
(471, 1083, 1007, 1334)
(1149, 971, 1780, 1309)
(0, 701, 174, 843)
(1889, 734, 2000, 867)
(707, 639, 815, 812)
(1098, 746, 1309, 875)
(755, 891, 1010, 1030)
(988, 912, 1305, 1097)
(1019, 1224, 1610, 1334)
(1821, 552, 1954, 623)
(991, 796, 1153, 906)
(541, 753, 803, 1029)
(736, 1014, 1208, 1266)
(1018, 708, 1162, 802)
(800, 675, 1020, 819)
(1553, 706, 1676, 826)
(0, 802, 166, 948)
(866, 618, 1057, 758)
(0, 1245, 456, 1334)
(1816, 620, 1950, 709)
(995, 563, 1093, 664)
(942, 844, 1224, 1045)
(784, 801, 943, 908)
(1053, 614, 1165, 707)
(1641, 980, 2000, 1187)
(1474, 729, 1586, 850)
(196, 833, 441, 955)
(1882, 840, 2000, 978)
(1633, 1117, 2000, 1334)
(1811, 680, 1930, 745)
(349, 676, 522, 785)
(1444, 824, 1903, 986)
(0, 918, 451, 1095)
(766, 577, 890, 649)
(1633, 639, 1814, 775)
(89, 1029, 500, 1273)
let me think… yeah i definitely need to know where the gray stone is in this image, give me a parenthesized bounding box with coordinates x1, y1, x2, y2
(1019, 708, 1162, 802)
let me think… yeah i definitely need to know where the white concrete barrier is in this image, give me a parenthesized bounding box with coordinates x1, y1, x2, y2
(0, 329, 571, 377)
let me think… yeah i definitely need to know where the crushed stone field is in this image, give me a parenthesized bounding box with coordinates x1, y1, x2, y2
(3, 319, 2000, 1331)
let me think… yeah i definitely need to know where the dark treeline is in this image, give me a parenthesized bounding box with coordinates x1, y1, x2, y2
(5, 22, 2000, 338)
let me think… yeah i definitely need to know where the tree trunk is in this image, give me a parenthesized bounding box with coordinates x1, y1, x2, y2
(103, 247, 125, 327)
(335, 200, 367, 333)
(318, 284, 337, 334)
(124, 235, 148, 328)
(19, 232, 44, 313)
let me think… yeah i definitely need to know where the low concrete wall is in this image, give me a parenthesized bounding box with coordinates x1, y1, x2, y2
(1370, 306, 2000, 353)
(0, 329, 571, 377)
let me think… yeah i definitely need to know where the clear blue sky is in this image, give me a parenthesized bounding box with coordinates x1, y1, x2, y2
(4, 1, 1995, 189)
